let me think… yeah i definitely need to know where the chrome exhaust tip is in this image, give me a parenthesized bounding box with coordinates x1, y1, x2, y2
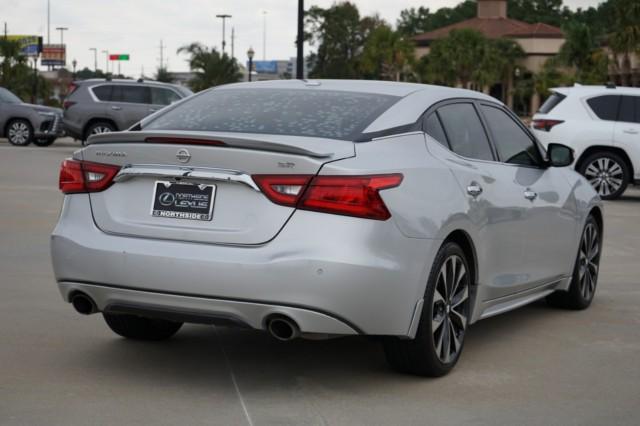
(267, 316, 300, 341)
(71, 293, 97, 315)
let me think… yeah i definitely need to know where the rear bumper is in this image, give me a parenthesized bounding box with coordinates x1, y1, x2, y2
(51, 195, 439, 336)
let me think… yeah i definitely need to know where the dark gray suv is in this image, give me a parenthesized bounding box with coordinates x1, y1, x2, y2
(0, 87, 64, 146)
(63, 79, 192, 141)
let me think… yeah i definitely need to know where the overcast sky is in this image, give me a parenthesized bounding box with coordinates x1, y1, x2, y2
(4, 0, 604, 76)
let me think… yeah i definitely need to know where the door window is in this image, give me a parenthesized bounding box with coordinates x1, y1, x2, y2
(92, 85, 113, 101)
(437, 103, 494, 161)
(480, 105, 543, 167)
(587, 95, 620, 121)
(150, 88, 181, 106)
(618, 96, 640, 124)
(112, 86, 150, 104)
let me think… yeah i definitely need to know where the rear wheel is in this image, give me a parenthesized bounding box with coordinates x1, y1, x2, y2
(6, 119, 33, 146)
(84, 121, 116, 141)
(578, 152, 629, 200)
(103, 313, 183, 341)
(383, 242, 471, 376)
(547, 215, 601, 310)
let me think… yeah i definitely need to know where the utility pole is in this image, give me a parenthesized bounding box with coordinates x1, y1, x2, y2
(216, 14, 231, 54)
(262, 11, 267, 60)
(89, 47, 97, 72)
(102, 50, 109, 74)
(47, 0, 50, 71)
(55, 27, 68, 70)
(159, 39, 165, 69)
(296, 0, 304, 79)
(231, 27, 235, 59)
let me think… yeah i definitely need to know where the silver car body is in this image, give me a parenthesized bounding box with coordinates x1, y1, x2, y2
(0, 87, 64, 141)
(51, 80, 602, 337)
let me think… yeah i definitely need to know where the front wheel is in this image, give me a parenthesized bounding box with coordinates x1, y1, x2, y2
(6, 119, 33, 146)
(103, 313, 183, 341)
(547, 215, 601, 310)
(84, 121, 116, 142)
(383, 242, 471, 376)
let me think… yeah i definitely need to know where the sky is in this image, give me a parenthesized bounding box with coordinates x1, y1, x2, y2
(3, 0, 604, 76)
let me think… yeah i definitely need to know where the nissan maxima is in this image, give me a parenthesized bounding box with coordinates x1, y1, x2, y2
(51, 80, 603, 376)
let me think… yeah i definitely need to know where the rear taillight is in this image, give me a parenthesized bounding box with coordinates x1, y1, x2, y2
(532, 119, 564, 132)
(59, 159, 121, 194)
(253, 173, 403, 220)
(63, 100, 76, 110)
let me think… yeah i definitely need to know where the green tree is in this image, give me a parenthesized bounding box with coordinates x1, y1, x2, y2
(558, 22, 609, 84)
(360, 23, 415, 81)
(177, 43, 242, 91)
(608, 0, 640, 86)
(75, 67, 107, 80)
(154, 67, 174, 83)
(425, 29, 489, 87)
(0, 39, 51, 102)
(396, 2, 476, 36)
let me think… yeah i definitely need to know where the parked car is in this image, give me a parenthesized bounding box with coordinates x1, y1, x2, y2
(532, 84, 640, 199)
(0, 87, 63, 146)
(62, 78, 193, 142)
(51, 80, 602, 376)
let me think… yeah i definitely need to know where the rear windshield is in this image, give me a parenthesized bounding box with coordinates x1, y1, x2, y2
(538, 92, 566, 114)
(142, 88, 400, 140)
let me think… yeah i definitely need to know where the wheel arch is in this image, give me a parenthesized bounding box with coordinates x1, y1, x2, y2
(575, 145, 634, 179)
(589, 205, 603, 236)
(82, 117, 118, 140)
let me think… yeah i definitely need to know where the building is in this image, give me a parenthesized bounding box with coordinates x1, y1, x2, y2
(413, 0, 565, 115)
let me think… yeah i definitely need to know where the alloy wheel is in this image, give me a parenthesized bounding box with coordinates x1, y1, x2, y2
(91, 126, 112, 135)
(432, 254, 469, 364)
(578, 222, 599, 301)
(584, 157, 624, 197)
(8, 122, 31, 145)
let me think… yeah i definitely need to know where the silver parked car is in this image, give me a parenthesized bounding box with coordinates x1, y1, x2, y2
(0, 87, 64, 146)
(62, 78, 192, 142)
(51, 80, 603, 376)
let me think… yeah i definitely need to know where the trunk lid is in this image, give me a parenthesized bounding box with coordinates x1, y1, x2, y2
(81, 130, 354, 245)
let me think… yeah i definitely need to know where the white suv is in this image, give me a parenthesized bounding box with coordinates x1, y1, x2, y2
(532, 85, 640, 199)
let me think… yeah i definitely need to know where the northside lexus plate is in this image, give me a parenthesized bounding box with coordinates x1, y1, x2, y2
(151, 181, 216, 221)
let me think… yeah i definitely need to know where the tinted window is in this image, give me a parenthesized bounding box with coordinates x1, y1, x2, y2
(144, 88, 400, 140)
(424, 113, 448, 147)
(151, 87, 181, 106)
(481, 105, 543, 166)
(437, 103, 494, 161)
(112, 85, 149, 104)
(618, 96, 640, 124)
(587, 95, 620, 121)
(92, 85, 113, 101)
(538, 92, 566, 114)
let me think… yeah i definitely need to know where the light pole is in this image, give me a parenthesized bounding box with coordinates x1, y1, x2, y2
(102, 50, 109, 74)
(247, 47, 254, 82)
(262, 11, 267, 60)
(55, 27, 68, 69)
(216, 14, 231, 54)
(89, 48, 97, 72)
(72, 58, 77, 77)
(296, 0, 304, 79)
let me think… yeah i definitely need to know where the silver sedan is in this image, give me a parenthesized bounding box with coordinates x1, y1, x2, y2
(51, 80, 602, 376)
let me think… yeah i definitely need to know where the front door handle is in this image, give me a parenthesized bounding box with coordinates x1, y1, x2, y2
(111, 105, 122, 111)
(524, 189, 538, 201)
(623, 128, 639, 135)
(466, 183, 483, 197)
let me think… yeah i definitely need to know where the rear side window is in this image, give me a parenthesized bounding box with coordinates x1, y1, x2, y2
(423, 113, 448, 147)
(437, 103, 494, 161)
(151, 87, 181, 106)
(481, 105, 543, 167)
(113, 86, 150, 104)
(92, 85, 113, 101)
(587, 95, 620, 121)
(143, 88, 400, 140)
(618, 96, 640, 124)
(538, 92, 566, 114)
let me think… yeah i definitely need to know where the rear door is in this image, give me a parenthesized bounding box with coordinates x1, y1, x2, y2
(149, 86, 182, 115)
(107, 85, 152, 129)
(614, 95, 640, 180)
(82, 131, 354, 245)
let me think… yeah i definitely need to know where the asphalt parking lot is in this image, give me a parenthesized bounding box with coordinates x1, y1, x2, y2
(1, 138, 639, 426)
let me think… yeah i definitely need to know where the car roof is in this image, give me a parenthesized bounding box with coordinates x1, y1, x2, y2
(218, 80, 500, 133)
(552, 85, 640, 97)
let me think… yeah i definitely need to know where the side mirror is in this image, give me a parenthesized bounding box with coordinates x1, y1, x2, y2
(547, 143, 574, 167)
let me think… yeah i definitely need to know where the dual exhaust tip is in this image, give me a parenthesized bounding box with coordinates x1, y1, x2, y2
(71, 292, 97, 315)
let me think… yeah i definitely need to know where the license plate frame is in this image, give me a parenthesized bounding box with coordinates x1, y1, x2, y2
(150, 180, 216, 221)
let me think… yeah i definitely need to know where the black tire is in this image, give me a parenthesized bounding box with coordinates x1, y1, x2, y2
(578, 151, 629, 200)
(84, 121, 116, 141)
(33, 137, 56, 147)
(6, 119, 33, 146)
(383, 242, 471, 377)
(103, 313, 183, 341)
(547, 215, 601, 310)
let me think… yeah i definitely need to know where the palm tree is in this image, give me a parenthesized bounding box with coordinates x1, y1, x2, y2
(154, 67, 174, 83)
(177, 43, 242, 92)
(360, 24, 415, 81)
(608, 0, 640, 86)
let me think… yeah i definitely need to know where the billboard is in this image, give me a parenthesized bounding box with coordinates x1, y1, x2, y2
(41, 44, 66, 66)
(5, 35, 42, 56)
(253, 60, 278, 74)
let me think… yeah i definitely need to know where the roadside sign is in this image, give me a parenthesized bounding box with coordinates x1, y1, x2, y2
(109, 54, 130, 61)
(41, 44, 66, 66)
(4, 35, 42, 56)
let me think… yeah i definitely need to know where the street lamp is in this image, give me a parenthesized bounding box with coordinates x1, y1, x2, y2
(89, 48, 97, 72)
(247, 47, 255, 82)
(102, 50, 109, 75)
(72, 58, 77, 77)
(55, 27, 69, 70)
(216, 14, 232, 54)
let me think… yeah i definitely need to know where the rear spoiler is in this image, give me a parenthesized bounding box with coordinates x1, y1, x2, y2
(86, 130, 349, 159)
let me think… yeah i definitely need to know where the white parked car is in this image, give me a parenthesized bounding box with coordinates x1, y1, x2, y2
(532, 85, 640, 199)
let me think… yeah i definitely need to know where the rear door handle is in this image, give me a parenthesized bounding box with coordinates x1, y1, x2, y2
(110, 105, 122, 111)
(524, 189, 538, 201)
(466, 183, 483, 197)
(623, 128, 639, 134)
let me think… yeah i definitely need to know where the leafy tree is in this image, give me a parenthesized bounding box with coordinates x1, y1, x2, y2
(558, 22, 609, 84)
(360, 23, 415, 81)
(608, 0, 640, 86)
(177, 43, 242, 91)
(396, 2, 476, 36)
(0, 39, 51, 102)
(154, 67, 174, 83)
(75, 67, 107, 80)
(507, 0, 573, 27)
